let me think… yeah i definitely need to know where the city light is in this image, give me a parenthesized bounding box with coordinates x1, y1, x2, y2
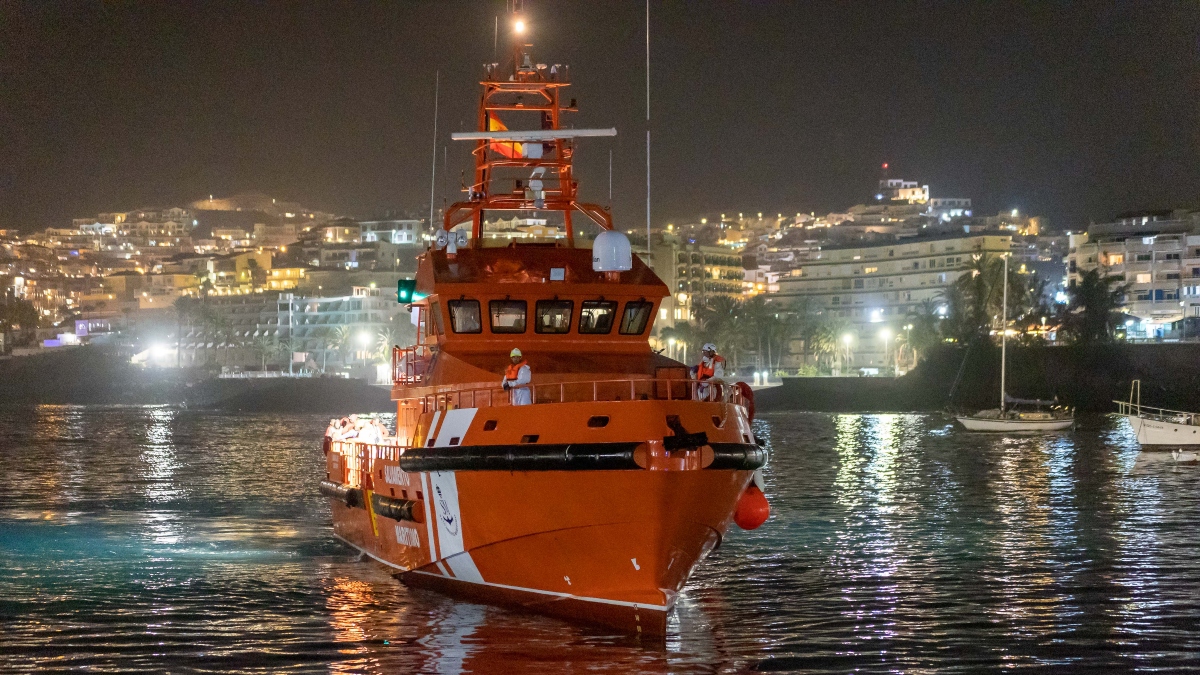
(514, 19, 525, 33)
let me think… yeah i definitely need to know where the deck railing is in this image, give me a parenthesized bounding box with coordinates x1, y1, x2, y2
(391, 345, 432, 385)
(330, 439, 408, 488)
(1115, 400, 1200, 426)
(400, 378, 745, 413)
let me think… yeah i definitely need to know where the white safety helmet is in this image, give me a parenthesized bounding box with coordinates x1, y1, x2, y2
(702, 343, 717, 353)
(510, 348, 522, 358)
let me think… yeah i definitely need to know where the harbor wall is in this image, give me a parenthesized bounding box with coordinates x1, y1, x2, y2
(757, 343, 1200, 413)
(0, 346, 393, 413)
(7, 342, 1200, 415)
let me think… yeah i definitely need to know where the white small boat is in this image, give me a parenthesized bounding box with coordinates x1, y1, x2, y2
(1117, 380, 1200, 446)
(954, 254, 1074, 432)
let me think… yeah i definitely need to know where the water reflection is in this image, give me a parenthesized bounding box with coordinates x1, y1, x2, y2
(4, 408, 1200, 672)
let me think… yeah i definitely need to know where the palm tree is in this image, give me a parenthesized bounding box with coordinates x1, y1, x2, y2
(659, 322, 703, 363)
(804, 316, 850, 371)
(693, 295, 745, 368)
(278, 336, 303, 374)
(956, 253, 1003, 343)
(252, 334, 279, 372)
(1063, 268, 1130, 344)
(194, 269, 214, 297)
(331, 325, 355, 367)
(375, 327, 398, 362)
(172, 296, 198, 368)
(739, 295, 773, 371)
(899, 299, 943, 368)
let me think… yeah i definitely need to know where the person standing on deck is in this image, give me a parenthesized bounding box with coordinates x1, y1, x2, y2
(502, 348, 532, 406)
(691, 343, 725, 400)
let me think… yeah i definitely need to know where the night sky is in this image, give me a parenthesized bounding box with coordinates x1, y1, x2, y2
(3, 1, 1198, 232)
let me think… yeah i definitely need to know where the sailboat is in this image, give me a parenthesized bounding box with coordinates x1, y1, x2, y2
(955, 254, 1075, 432)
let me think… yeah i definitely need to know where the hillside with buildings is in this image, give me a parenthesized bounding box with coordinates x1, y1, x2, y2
(2, 177, 1198, 387)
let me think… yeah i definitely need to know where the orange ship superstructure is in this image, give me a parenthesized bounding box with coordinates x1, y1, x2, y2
(321, 10, 768, 635)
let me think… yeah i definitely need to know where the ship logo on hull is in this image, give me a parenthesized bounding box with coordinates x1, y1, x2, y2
(436, 485, 460, 536)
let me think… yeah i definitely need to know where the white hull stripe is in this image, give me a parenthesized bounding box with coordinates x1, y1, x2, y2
(444, 552, 485, 583)
(420, 472, 438, 560)
(332, 534, 668, 612)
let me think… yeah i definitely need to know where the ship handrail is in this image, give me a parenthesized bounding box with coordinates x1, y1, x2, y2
(392, 345, 432, 385)
(1114, 399, 1200, 425)
(398, 377, 746, 413)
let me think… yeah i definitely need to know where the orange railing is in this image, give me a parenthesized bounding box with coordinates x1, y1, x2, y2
(331, 440, 408, 489)
(391, 345, 432, 385)
(400, 378, 745, 414)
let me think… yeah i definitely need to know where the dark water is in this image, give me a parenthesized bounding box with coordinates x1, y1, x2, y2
(2, 406, 1199, 673)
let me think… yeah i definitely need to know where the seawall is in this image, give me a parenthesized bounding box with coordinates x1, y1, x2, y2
(0, 346, 393, 413)
(757, 343, 1200, 413)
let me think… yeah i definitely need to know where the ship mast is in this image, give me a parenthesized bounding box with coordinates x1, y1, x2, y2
(443, 4, 616, 246)
(1000, 253, 1008, 412)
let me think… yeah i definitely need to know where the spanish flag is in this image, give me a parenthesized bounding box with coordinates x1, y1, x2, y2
(488, 114, 523, 159)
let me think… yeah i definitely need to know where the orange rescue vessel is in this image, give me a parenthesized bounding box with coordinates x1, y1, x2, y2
(320, 13, 768, 635)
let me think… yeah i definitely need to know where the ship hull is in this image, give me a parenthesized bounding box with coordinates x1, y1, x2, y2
(1124, 414, 1200, 446)
(956, 416, 1074, 432)
(328, 466, 753, 634)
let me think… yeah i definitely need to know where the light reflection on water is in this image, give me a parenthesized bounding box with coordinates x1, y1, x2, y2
(2, 406, 1200, 672)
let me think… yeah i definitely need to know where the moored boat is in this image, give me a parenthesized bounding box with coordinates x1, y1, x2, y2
(956, 402, 1075, 432)
(1116, 380, 1200, 446)
(955, 253, 1074, 432)
(319, 9, 768, 636)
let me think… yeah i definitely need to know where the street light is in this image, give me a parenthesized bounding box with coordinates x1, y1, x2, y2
(357, 332, 372, 369)
(514, 19, 525, 33)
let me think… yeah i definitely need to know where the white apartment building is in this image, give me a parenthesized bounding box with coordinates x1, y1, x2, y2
(359, 219, 423, 245)
(281, 285, 407, 366)
(177, 286, 406, 370)
(1067, 212, 1200, 336)
(877, 178, 929, 204)
(928, 198, 972, 221)
(774, 233, 1012, 367)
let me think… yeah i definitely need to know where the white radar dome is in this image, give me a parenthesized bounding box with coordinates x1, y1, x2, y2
(592, 229, 633, 272)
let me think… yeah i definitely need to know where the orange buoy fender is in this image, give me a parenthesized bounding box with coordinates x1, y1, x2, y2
(733, 485, 770, 530)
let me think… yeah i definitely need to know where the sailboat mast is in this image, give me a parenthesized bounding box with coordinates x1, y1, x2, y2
(1000, 254, 1008, 411)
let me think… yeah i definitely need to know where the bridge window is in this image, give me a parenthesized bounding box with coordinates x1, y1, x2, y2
(447, 299, 482, 333)
(579, 300, 617, 334)
(488, 300, 527, 333)
(535, 300, 574, 334)
(426, 301, 444, 336)
(619, 301, 654, 335)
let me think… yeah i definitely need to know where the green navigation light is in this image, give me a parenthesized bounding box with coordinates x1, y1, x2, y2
(397, 279, 417, 303)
